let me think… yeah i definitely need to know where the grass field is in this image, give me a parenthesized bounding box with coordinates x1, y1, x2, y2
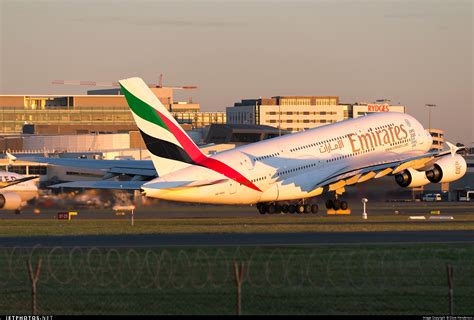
(3, 204, 472, 314)
(1, 243, 473, 315)
(1, 213, 474, 237)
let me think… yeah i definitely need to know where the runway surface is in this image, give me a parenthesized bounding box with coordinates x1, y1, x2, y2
(2, 230, 473, 248)
(4, 201, 474, 219)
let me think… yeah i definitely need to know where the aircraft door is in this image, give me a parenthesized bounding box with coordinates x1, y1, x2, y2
(229, 180, 237, 194)
(259, 181, 279, 202)
(242, 154, 254, 170)
(280, 147, 289, 165)
(273, 183, 280, 201)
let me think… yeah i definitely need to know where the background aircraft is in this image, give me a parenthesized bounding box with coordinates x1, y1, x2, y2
(0, 171, 38, 213)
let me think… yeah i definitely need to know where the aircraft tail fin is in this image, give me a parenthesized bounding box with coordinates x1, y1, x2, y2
(118, 77, 206, 176)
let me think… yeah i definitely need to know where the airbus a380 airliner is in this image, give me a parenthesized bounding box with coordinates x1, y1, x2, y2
(50, 77, 467, 214)
(113, 77, 466, 214)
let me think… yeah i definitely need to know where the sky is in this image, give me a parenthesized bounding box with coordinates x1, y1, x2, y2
(1, 0, 472, 145)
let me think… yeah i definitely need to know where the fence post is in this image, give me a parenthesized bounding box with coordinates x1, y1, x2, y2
(447, 263, 454, 315)
(27, 257, 43, 315)
(233, 261, 245, 315)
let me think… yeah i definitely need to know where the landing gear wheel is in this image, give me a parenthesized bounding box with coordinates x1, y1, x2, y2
(325, 199, 334, 209)
(282, 205, 289, 214)
(258, 204, 267, 215)
(275, 205, 282, 214)
(333, 199, 341, 210)
(289, 205, 296, 214)
(340, 201, 348, 210)
(304, 204, 311, 214)
(14, 209, 21, 215)
(297, 205, 305, 214)
(311, 204, 319, 214)
(268, 205, 276, 214)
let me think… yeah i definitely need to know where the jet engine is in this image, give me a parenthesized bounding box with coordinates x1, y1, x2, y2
(395, 168, 430, 188)
(425, 154, 467, 183)
(0, 192, 22, 210)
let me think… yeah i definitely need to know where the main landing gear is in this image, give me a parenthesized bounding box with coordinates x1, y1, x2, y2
(257, 202, 319, 215)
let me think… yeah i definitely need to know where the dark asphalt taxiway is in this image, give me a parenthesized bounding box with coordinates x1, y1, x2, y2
(4, 202, 474, 219)
(1, 230, 473, 248)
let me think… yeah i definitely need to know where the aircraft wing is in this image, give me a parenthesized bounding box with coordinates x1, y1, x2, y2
(48, 181, 145, 190)
(310, 142, 465, 193)
(49, 178, 229, 191)
(7, 155, 157, 178)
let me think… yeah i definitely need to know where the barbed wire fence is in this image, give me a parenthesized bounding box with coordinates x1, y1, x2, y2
(1, 245, 473, 315)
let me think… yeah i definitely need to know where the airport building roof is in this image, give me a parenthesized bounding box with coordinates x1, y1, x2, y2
(0, 91, 204, 134)
(205, 124, 290, 144)
(234, 96, 339, 107)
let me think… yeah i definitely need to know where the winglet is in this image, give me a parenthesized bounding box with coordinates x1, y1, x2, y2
(6, 152, 17, 164)
(445, 141, 461, 157)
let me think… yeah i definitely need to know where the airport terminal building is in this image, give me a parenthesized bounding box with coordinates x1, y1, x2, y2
(428, 128, 445, 151)
(226, 97, 405, 132)
(0, 88, 225, 134)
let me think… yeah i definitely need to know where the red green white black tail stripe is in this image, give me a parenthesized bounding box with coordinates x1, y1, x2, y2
(119, 77, 203, 175)
(119, 77, 261, 192)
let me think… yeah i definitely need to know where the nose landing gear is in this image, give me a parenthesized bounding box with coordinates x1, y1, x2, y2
(325, 199, 349, 210)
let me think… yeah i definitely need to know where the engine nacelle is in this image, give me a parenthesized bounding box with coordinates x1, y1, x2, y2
(0, 192, 22, 210)
(395, 168, 430, 188)
(425, 154, 467, 183)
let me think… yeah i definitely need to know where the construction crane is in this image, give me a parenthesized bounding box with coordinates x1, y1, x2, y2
(52, 73, 197, 90)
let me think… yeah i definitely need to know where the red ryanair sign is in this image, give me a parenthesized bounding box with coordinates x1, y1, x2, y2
(367, 104, 390, 112)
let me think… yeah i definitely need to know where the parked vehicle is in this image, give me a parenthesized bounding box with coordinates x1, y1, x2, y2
(459, 190, 474, 201)
(422, 193, 442, 201)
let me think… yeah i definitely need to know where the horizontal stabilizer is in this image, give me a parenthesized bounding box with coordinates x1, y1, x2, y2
(143, 179, 228, 190)
(49, 181, 144, 190)
(49, 178, 228, 191)
(6, 156, 156, 175)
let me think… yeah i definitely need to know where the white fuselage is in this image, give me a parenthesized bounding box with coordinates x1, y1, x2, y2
(142, 113, 432, 204)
